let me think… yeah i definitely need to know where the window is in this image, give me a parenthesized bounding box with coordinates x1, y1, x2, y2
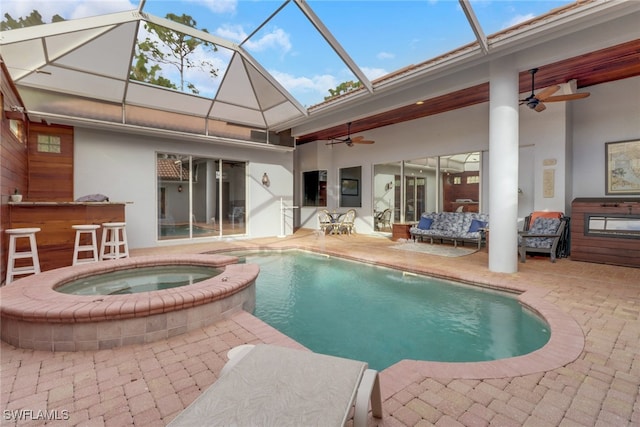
(303, 170, 327, 206)
(466, 175, 479, 184)
(37, 134, 61, 153)
(340, 166, 362, 208)
(9, 120, 24, 141)
(586, 215, 640, 239)
(453, 176, 462, 184)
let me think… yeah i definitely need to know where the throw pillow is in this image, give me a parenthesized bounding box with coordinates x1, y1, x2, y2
(418, 217, 433, 230)
(468, 219, 487, 232)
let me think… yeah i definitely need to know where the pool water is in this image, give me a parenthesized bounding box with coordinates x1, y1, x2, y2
(232, 250, 550, 371)
(56, 265, 222, 295)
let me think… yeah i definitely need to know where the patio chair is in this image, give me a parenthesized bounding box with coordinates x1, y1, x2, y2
(228, 206, 244, 228)
(518, 215, 566, 263)
(168, 344, 382, 427)
(376, 208, 391, 231)
(318, 209, 334, 234)
(335, 209, 356, 235)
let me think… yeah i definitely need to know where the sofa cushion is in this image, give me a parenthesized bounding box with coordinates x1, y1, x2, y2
(520, 217, 560, 248)
(417, 217, 433, 230)
(468, 219, 487, 233)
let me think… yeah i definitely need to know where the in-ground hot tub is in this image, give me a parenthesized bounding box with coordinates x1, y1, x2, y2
(0, 255, 259, 351)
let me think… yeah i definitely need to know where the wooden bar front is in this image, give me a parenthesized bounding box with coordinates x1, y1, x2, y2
(570, 198, 640, 268)
(8, 202, 126, 272)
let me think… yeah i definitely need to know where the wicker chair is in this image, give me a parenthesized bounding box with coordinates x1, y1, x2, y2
(375, 209, 391, 231)
(335, 209, 356, 235)
(318, 210, 334, 234)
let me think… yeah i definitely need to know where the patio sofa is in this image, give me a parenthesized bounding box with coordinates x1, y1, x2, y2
(410, 211, 489, 248)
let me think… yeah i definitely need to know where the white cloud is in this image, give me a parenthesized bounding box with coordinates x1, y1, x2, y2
(216, 24, 291, 54)
(268, 69, 340, 105)
(503, 13, 535, 29)
(377, 51, 394, 60)
(187, 0, 237, 14)
(361, 67, 388, 81)
(243, 28, 291, 53)
(215, 24, 246, 42)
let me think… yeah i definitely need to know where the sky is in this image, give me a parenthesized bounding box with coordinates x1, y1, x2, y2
(1, 0, 574, 107)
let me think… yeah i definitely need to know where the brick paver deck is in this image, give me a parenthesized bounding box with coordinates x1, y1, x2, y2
(1, 230, 638, 426)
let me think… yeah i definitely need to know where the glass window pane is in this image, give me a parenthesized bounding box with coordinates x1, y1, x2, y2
(191, 157, 219, 238)
(157, 153, 190, 240)
(222, 161, 246, 235)
(340, 166, 361, 208)
(303, 170, 327, 207)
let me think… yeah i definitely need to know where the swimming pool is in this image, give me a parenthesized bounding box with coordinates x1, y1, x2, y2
(230, 250, 550, 371)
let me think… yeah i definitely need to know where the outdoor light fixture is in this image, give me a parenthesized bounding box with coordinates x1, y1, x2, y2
(178, 185, 183, 192)
(262, 172, 270, 187)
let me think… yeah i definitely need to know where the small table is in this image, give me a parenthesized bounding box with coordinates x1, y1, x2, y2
(392, 222, 416, 241)
(328, 212, 345, 222)
(169, 344, 382, 427)
(328, 212, 346, 235)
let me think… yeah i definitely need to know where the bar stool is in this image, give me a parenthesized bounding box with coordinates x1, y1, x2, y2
(72, 224, 101, 265)
(5, 228, 41, 284)
(100, 222, 129, 261)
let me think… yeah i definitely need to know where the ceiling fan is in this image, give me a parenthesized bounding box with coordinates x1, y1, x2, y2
(519, 68, 590, 112)
(326, 122, 375, 147)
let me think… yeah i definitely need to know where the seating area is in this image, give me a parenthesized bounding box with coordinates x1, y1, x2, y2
(169, 344, 382, 427)
(410, 211, 489, 248)
(318, 209, 357, 235)
(518, 212, 569, 263)
(4, 222, 130, 284)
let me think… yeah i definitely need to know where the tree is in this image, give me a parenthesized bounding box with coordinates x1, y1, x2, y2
(1, 10, 64, 30)
(133, 13, 218, 94)
(324, 80, 362, 101)
(130, 53, 177, 90)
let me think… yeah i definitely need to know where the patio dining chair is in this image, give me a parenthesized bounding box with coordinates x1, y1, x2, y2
(335, 209, 356, 235)
(228, 206, 245, 228)
(376, 208, 392, 231)
(318, 209, 334, 234)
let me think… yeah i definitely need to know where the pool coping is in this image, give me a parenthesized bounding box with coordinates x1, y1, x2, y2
(212, 246, 585, 395)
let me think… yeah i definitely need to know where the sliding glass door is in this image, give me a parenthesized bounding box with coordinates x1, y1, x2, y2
(373, 152, 481, 222)
(156, 153, 246, 240)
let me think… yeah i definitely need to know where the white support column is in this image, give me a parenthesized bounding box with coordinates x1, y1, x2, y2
(489, 57, 519, 273)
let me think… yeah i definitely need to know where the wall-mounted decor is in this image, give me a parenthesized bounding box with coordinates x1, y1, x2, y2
(341, 178, 359, 196)
(605, 139, 640, 195)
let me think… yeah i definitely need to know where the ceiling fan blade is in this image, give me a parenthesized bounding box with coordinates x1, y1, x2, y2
(352, 139, 375, 144)
(544, 92, 590, 102)
(535, 85, 560, 102)
(534, 102, 547, 112)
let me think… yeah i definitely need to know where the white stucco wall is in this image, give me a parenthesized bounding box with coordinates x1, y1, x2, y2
(72, 77, 639, 247)
(572, 76, 640, 203)
(73, 128, 294, 249)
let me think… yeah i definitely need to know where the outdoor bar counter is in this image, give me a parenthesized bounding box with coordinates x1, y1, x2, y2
(7, 202, 128, 272)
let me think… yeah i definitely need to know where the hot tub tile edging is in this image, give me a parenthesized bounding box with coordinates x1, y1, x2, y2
(0, 255, 258, 351)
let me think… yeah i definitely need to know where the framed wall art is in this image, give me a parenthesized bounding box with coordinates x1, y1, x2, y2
(340, 178, 359, 196)
(605, 139, 640, 195)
